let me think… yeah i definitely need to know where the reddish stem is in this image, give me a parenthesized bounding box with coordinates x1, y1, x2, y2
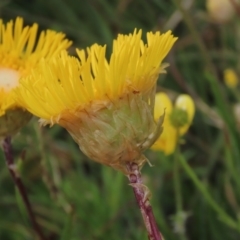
(127, 162, 162, 240)
(2, 136, 47, 240)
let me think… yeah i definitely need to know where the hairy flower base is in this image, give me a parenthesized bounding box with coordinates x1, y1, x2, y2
(0, 108, 32, 139)
(44, 91, 163, 172)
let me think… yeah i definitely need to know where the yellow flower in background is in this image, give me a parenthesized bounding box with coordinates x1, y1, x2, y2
(224, 68, 238, 88)
(16, 30, 177, 172)
(151, 93, 176, 155)
(206, 0, 237, 23)
(0, 17, 72, 138)
(151, 93, 195, 155)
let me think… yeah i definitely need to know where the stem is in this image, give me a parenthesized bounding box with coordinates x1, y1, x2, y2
(173, 131, 182, 213)
(172, 0, 218, 79)
(2, 136, 48, 240)
(126, 162, 162, 240)
(179, 154, 240, 231)
(173, 131, 187, 240)
(34, 123, 72, 214)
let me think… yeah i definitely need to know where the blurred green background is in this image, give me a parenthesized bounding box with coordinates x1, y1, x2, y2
(1, 0, 240, 239)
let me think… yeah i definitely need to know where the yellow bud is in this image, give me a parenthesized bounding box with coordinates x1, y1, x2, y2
(224, 68, 238, 88)
(175, 94, 195, 135)
(206, 0, 237, 23)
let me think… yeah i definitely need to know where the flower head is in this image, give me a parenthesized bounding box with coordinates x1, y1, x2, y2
(206, 0, 237, 23)
(16, 30, 177, 172)
(0, 17, 72, 138)
(151, 93, 195, 155)
(224, 68, 238, 88)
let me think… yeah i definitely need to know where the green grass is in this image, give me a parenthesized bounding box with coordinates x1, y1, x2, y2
(1, 0, 240, 239)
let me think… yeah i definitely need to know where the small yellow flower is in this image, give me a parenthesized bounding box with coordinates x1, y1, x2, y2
(0, 17, 72, 138)
(224, 68, 238, 88)
(151, 93, 195, 155)
(16, 30, 177, 172)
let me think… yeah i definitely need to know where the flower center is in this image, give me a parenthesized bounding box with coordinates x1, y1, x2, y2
(0, 68, 19, 92)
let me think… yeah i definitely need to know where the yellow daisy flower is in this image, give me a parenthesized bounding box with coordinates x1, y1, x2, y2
(0, 17, 72, 138)
(16, 30, 177, 172)
(151, 92, 195, 155)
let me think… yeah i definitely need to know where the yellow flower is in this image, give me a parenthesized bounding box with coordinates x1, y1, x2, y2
(0, 17, 72, 138)
(151, 93, 195, 155)
(16, 30, 177, 172)
(224, 68, 238, 88)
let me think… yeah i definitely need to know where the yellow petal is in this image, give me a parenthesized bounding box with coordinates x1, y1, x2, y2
(16, 30, 177, 123)
(151, 120, 177, 155)
(0, 17, 72, 117)
(154, 92, 173, 120)
(151, 92, 177, 155)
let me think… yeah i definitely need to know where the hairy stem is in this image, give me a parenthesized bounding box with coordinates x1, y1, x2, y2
(2, 136, 47, 240)
(126, 162, 162, 240)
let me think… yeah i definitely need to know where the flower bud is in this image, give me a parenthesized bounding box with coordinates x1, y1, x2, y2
(224, 68, 238, 88)
(0, 108, 32, 139)
(175, 94, 195, 135)
(206, 0, 237, 23)
(170, 108, 189, 129)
